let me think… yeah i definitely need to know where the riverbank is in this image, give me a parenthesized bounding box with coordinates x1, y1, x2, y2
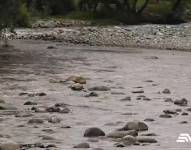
(6, 22, 191, 51)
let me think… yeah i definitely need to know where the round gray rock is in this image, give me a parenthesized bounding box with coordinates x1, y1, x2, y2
(74, 143, 90, 148)
(119, 121, 148, 131)
(84, 127, 105, 137)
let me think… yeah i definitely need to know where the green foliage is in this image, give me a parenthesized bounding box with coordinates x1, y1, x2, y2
(27, 0, 75, 16)
(0, 0, 30, 32)
(1, 0, 190, 28)
(17, 3, 31, 27)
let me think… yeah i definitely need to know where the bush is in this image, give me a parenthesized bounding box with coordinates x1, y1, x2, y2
(17, 3, 31, 27)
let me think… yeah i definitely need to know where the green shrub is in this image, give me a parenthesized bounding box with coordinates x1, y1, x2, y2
(17, 3, 31, 27)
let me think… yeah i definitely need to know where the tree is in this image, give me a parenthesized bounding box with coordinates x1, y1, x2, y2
(0, 0, 30, 47)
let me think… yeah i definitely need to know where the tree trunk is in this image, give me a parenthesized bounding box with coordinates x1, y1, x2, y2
(172, 0, 182, 12)
(136, 0, 150, 15)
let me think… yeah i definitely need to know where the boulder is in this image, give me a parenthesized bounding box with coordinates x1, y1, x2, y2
(119, 121, 148, 131)
(74, 143, 90, 148)
(174, 98, 188, 106)
(84, 127, 105, 137)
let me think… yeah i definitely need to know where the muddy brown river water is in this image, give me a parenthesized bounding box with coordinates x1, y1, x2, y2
(0, 40, 191, 150)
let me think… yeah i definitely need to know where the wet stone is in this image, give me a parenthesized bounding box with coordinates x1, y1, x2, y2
(28, 118, 44, 124)
(111, 92, 125, 95)
(46, 106, 70, 114)
(180, 121, 188, 124)
(66, 76, 87, 84)
(163, 109, 178, 115)
(0, 99, 5, 103)
(0, 104, 17, 111)
(84, 127, 105, 137)
(70, 83, 84, 91)
(159, 114, 172, 118)
(27, 92, 47, 97)
(143, 97, 151, 101)
(144, 118, 155, 122)
(174, 98, 188, 106)
(42, 128, 55, 133)
(181, 112, 189, 116)
(85, 92, 98, 97)
(144, 80, 154, 83)
(114, 143, 125, 147)
(48, 116, 61, 123)
(41, 135, 55, 140)
(119, 135, 137, 146)
(162, 89, 171, 94)
(107, 130, 138, 138)
(137, 137, 157, 143)
(176, 109, 182, 112)
(144, 56, 159, 59)
(87, 138, 99, 142)
(119, 121, 148, 131)
(88, 86, 110, 91)
(136, 95, 146, 100)
(24, 101, 37, 105)
(132, 90, 144, 94)
(47, 45, 57, 49)
(32, 107, 47, 113)
(46, 144, 57, 148)
(120, 97, 131, 101)
(140, 133, 157, 136)
(164, 98, 173, 102)
(15, 112, 33, 118)
(74, 143, 90, 148)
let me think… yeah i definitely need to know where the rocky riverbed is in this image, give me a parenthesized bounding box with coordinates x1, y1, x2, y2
(0, 40, 191, 150)
(5, 22, 191, 51)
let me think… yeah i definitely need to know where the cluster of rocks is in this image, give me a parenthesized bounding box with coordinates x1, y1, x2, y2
(74, 121, 157, 149)
(5, 22, 191, 50)
(0, 72, 190, 150)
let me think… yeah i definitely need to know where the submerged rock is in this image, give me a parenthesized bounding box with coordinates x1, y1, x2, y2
(48, 116, 61, 123)
(174, 98, 188, 106)
(28, 118, 44, 124)
(159, 114, 172, 118)
(132, 90, 144, 94)
(70, 83, 84, 91)
(137, 137, 157, 143)
(74, 143, 90, 148)
(0, 99, 5, 103)
(66, 76, 87, 84)
(85, 92, 98, 97)
(107, 130, 138, 138)
(88, 86, 110, 91)
(119, 135, 137, 146)
(0, 104, 17, 111)
(162, 89, 171, 94)
(46, 105, 70, 114)
(24, 101, 37, 105)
